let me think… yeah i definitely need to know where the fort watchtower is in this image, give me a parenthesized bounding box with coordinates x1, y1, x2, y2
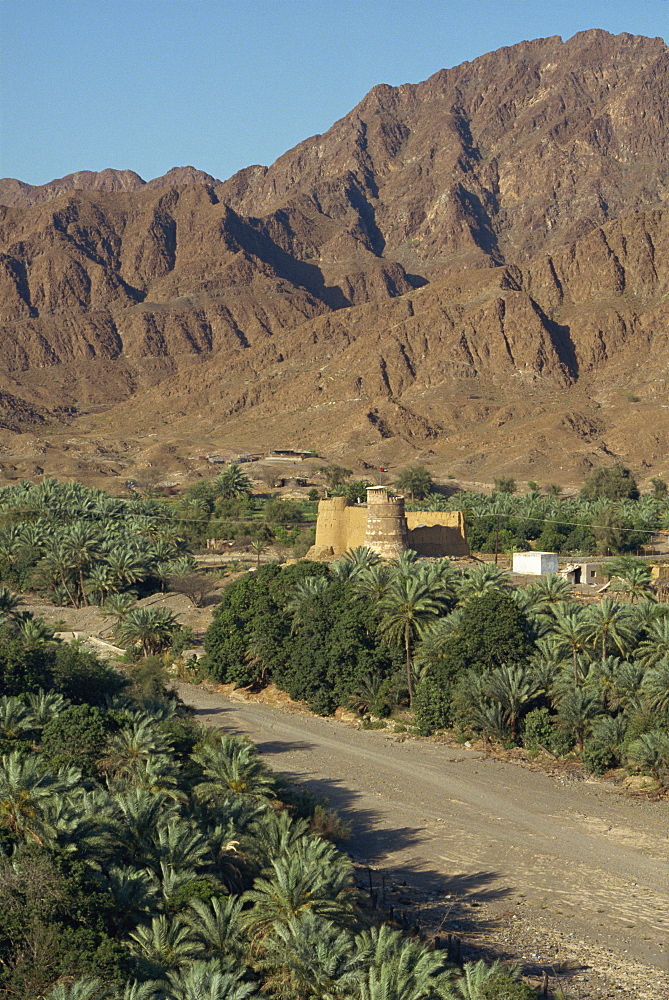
(364, 486, 408, 559)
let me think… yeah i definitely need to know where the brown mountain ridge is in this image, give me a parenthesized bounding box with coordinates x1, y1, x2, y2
(0, 28, 668, 487)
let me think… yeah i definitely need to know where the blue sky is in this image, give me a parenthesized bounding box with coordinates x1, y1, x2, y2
(1, 0, 667, 186)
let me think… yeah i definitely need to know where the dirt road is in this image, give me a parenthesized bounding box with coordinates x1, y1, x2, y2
(178, 682, 669, 995)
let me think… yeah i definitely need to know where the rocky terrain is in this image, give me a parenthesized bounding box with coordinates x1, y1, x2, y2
(1, 29, 668, 487)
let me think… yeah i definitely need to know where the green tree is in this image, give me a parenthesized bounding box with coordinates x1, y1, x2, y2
(444, 590, 535, 675)
(378, 573, 447, 704)
(581, 599, 636, 664)
(317, 465, 352, 490)
(41, 704, 107, 779)
(394, 466, 433, 501)
(581, 463, 639, 501)
(116, 608, 181, 656)
(213, 463, 253, 499)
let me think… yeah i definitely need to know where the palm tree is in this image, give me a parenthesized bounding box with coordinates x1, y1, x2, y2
(604, 660, 644, 713)
(38, 542, 78, 606)
(129, 914, 199, 974)
(285, 576, 331, 631)
(16, 614, 56, 645)
(484, 665, 541, 740)
(241, 838, 357, 945)
(249, 809, 311, 871)
(606, 556, 653, 602)
(440, 959, 525, 1000)
(105, 546, 150, 591)
(113, 787, 181, 867)
(102, 592, 136, 624)
(641, 659, 669, 714)
(457, 564, 511, 603)
(333, 546, 381, 581)
(214, 463, 253, 499)
(581, 599, 636, 663)
(627, 730, 669, 786)
(250, 539, 267, 567)
(62, 522, 102, 605)
(557, 690, 603, 750)
(152, 819, 211, 873)
(103, 718, 175, 782)
(352, 563, 394, 604)
(116, 607, 180, 656)
(193, 735, 276, 800)
(592, 716, 628, 759)
(0, 752, 66, 843)
(86, 564, 116, 605)
(378, 573, 448, 704)
(164, 961, 256, 1000)
(257, 910, 355, 1000)
(637, 618, 669, 669)
(187, 896, 246, 963)
(99, 865, 160, 934)
(526, 573, 573, 612)
(24, 689, 68, 727)
(343, 924, 453, 1000)
(551, 607, 589, 690)
(45, 979, 108, 1000)
(0, 585, 22, 617)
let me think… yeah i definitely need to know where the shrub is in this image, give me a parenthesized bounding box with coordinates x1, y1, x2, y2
(51, 643, 127, 705)
(413, 675, 451, 735)
(0, 629, 54, 695)
(494, 477, 516, 494)
(581, 740, 615, 776)
(41, 704, 108, 778)
(522, 707, 554, 751)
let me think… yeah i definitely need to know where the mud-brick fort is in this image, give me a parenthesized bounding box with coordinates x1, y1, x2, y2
(309, 487, 469, 560)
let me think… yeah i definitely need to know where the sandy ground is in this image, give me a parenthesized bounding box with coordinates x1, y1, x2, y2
(177, 682, 669, 1000)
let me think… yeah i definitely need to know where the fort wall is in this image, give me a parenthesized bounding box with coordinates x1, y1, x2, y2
(406, 510, 469, 557)
(311, 493, 469, 559)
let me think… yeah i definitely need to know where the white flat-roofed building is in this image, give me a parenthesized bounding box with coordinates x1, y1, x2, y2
(512, 551, 559, 576)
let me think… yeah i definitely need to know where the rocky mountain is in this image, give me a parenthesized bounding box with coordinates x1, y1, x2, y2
(0, 28, 668, 486)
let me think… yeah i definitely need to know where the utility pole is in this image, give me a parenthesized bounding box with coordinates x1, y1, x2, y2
(494, 514, 500, 565)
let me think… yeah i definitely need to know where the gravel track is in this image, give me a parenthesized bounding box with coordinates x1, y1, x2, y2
(178, 682, 669, 998)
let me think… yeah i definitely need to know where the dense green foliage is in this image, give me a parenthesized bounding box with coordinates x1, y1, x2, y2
(0, 625, 533, 999)
(419, 478, 667, 555)
(0, 478, 191, 608)
(204, 551, 669, 785)
(174, 465, 316, 553)
(205, 562, 402, 714)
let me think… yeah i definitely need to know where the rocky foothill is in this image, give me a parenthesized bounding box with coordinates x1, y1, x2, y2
(0, 29, 668, 487)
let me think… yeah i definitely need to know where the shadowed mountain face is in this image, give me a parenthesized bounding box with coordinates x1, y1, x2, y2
(0, 29, 668, 485)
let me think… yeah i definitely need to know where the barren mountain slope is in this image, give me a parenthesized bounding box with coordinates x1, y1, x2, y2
(0, 29, 667, 485)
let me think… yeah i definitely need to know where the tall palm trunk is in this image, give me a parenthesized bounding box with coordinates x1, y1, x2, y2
(405, 623, 414, 705)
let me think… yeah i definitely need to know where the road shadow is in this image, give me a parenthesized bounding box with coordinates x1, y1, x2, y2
(256, 739, 317, 755)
